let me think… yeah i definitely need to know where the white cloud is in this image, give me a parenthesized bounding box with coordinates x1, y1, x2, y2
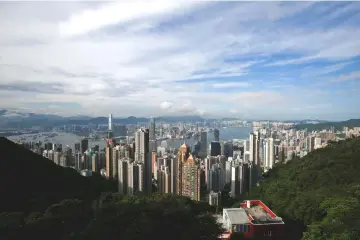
(0, 2, 359, 120)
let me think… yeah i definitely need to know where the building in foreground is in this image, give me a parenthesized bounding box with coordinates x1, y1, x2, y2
(218, 200, 284, 239)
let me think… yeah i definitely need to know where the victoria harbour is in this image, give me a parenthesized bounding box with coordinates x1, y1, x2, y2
(7, 127, 252, 151)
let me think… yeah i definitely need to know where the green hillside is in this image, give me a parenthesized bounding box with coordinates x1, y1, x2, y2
(294, 119, 360, 131)
(0, 137, 117, 213)
(247, 137, 360, 240)
(0, 137, 222, 239)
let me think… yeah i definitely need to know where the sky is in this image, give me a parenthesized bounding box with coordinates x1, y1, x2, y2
(0, 1, 359, 121)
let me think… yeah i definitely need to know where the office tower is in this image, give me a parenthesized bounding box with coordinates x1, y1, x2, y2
(108, 113, 113, 139)
(208, 164, 221, 192)
(105, 144, 112, 178)
(231, 165, 240, 198)
(127, 161, 144, 196)
(200, 131, 207, 158)
(45, 142, 52, 151)
(75, 153, 82, 169)
(225, 160, 232, 184)
(249, 132, 260, 169)
(171, 155, 178, 194)
(118, 158, 129, 194)
(149, 117, 157, 152)
(214, 129, 220, 142)
(54, 151, 60, 165)
(181, 154, 201, 201)
(111, 147, 119, 179)
(223, 141, 234, 158)
(210, 141, 221, 156)
(91, 152, 99, 172)
(239, 163, 249, 195)
(135, 128, 151, 195)
(192, 141, 201, 157)
(81, 138, 88, 154)
(83, 151, 91, 169)
(74, 142, 81, 153)
(59, 154, 67, 167)
(204, 156, 219, 185)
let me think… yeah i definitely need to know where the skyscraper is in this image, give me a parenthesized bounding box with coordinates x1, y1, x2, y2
(81, 138, 88, 154)
(149, 117, 157, 152)
(200, 131, 207, 158)
(135, 128, 152, 195)
(214, 129, 220, 142)
(108, 113, 113, 139)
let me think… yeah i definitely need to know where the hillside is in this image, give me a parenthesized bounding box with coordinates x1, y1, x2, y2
(0, 137, 116, 213)
(294, 119, 360, 131)
(0, 137, 222, 239)
(247, 137, 360, 240)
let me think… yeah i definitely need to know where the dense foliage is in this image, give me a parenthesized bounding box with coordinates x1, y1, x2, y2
(294, 119, 360, 131)
(246, 137, 360, 240)
(0, 193, 222, 239)
(0, 137, 223, 239)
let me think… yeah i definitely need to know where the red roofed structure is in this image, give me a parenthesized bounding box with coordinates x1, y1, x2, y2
(218, 200, 285, 239)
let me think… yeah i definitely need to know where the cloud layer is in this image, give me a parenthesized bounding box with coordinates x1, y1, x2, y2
(0, 2, 359, 120)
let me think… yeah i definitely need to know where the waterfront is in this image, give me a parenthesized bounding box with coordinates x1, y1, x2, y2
(7, 127, 252, 151)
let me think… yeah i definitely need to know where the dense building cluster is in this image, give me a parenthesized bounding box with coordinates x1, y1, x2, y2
(14, 115, 360, 207)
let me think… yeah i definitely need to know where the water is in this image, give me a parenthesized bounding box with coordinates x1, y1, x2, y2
(7, 127, 252, 151)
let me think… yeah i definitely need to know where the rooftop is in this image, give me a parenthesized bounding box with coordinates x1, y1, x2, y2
(244, 204, 283, 224)
(224, 208, 249, 224)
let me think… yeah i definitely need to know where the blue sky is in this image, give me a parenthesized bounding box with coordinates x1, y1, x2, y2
(0, 1, 359, 120)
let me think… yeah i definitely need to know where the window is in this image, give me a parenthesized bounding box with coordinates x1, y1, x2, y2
(264, 230, 272, 236)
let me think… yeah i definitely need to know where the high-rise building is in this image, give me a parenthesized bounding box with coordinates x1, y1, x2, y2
(181, 154, 201, 201)
(111, 147, 119, 179)
(149, 117, 157, 152)
(118, 158, 129, 194)
(223, 141, 234, 158)
(200, 131, 207, 158)
(105, 144, 112, 178)
(81, 138, 88, 154)
(127, 161, 144, 196)
(176, 143, 190, 195)
(264, 138, 274, 170)
(91, 152, 99, 172)
(135, 128, 151, 195)
(214, 129, 220, 142)
(74, 142, 81, 153)
(210, 141, 221, 156)
(158, 165, 171, 194)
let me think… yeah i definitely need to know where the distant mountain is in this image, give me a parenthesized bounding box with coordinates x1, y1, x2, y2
(294, 119, 360, 131)
(0, 109, 207, 128)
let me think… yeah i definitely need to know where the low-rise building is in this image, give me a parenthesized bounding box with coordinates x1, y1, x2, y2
(218, 200, 284, 239)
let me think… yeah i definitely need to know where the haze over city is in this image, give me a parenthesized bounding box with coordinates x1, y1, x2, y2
(0, 1, 359, 120)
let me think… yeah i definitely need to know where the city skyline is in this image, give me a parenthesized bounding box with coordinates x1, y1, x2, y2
(0, 2, 359, 120)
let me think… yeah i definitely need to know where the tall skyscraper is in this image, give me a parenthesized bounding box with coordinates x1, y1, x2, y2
(81, 138, 88, 154)
(135, 129, 152, 195)
(176, 143, 190, 195)
(200, 131, 207, 158)
(149, 117, 157, 152)
(214, 129, 220, 142)
(74, 142, 81, 153)
(210, 141, 221, 156)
